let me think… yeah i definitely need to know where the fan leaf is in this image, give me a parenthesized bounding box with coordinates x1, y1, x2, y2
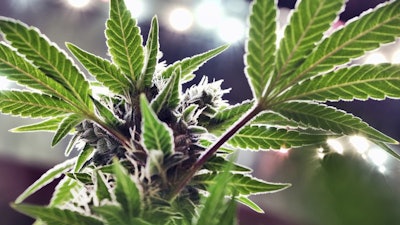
(244, 0, 277, 98)
(273, 101, 397, 144)
(0, 91, 78, 118)
(283, 0, 400, 88)
(106, 0, 144, 81)
(15, 157, 76, 203)
(11, 116, 65, 133)
(278, 64, 400, 102)
(229, 126, 328, 150)
(141, 95, 174, 154)
(52, 114, 82, 146)
(11, 204, 102, 225)
(275, 0, 345, 80)
(66, 43, 131, 95)
(140, 16, 159, 89)
(49, 177, 79, 207)
(0, 18, 91, 107)
(161, 45, 228, 82)
(0, 43, 78, 104)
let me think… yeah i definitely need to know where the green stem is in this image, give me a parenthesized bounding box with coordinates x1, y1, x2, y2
(167, 103, 264, 200)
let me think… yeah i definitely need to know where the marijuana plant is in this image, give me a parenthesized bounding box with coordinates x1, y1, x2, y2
(0, 0, 399, 224)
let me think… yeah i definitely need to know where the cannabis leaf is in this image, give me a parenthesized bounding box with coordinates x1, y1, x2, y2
(106, 0, 144, 82)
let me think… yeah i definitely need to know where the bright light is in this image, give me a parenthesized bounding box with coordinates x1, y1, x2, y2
(378, 165, 386, 174)
(327, 139, 344, 154)
(195, 1, 224, 29)
(317, 147, 325, 159)
(368, 147, 388, 166)
(364, 52, 387, 64)
(67, 0, 91, 9)
(349, 135, 369, 154)
(125, 0, 145, 18)
(217, 17, 245, 43)
(279, 147, 290, 154)
(392, 50, 400, 64)
(168, 7, 194, 32)
(0, 77, 11, 90)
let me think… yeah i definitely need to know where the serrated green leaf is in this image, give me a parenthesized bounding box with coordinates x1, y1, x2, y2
(66, 42, 131, 95)
(193, 173, 290, 196)
(250, 111, 302, 128)
(141, 94, 174, 154)
(93, 204, 153, 225)
(73, 144, 94, 172)
(0, 18, 91, 107)
(15, 157, 76, 203)
(140, 16, 159, 89)
(11, 203, 102, 225)
(94, 171, 111, 202)
(283, 0, 400, 88)
(273, 101, 397, 144)
(113, 159, 142, 217)
(229, 126, 328, 150)
(204, 156, 252, 173)
(278, 64, 400, 102)
(195, 163, 234, 225)
(244, 0, 277, 98)
(0, 91, 76, 118)
(275, 0, 345, 80)
(49, 177, 79, 207)
(151, 68, 181, 114)
(0, 43, 79, 104)
(207, 100, 254, 134)
(91, 96, 122, 127)
(106, 0, 144, 81)
(235, 196, 264, 213)
(11, 116, 65, 133)
(161, 45, 228, 82)
(52, 114, 82, 146)
(66, 172, 92, 184)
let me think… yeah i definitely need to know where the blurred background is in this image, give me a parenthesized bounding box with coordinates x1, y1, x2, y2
(1, 0, 400, 224)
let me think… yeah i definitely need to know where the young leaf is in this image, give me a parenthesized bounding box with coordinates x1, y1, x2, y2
(193, 173, 290, 196)
(113, 159, 142, 218)
(151, 68, 181, 114)
(73, 145, 94, 172)
(229, 126, 328, 150)
(91, 96, 122, 127)
(244, 0, 277, 99)
(11, 116, 65, 133)
(49, 177, 79, 207)
(15, 157, 76, 203)
(0, 91, 78, 118)
(236, 196, 264, 213)
(0, 18, 91, 107)
(11, 204, 103, 225)
(273, 101, 397, 144)
(0, 43, 78, 104)
(275, 0, 346, 79)
(161, 44, 228, 81)
(94, 170, 111, 202)
(52, 114, 83, 146)
(66, 42, 131, 95)
(277, 64, 400, 102)
(106, 0, 144, 81)
(284, 0, 400, 87)
(140, 16, 159, 89)
(141, 94, 174, 154)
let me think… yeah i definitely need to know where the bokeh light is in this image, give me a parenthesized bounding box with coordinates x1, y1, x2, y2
(0, 77, 11, 90)
(67, 0, 92, 9)
(195, 1, 224, 29)
(168, 7, 194, 32)
(125, 0, 145, 18)
(327, 138, 344, 154)
(364, 52, 387, 64)
(217, 17, 245, 43)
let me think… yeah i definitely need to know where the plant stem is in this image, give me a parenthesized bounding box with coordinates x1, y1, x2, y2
(168, 103, 263, 200)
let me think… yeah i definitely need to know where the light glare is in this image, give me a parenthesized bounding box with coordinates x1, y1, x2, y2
(0, 77, 11, 90)
(217, 17, 245, 43)
(195, 1, 224, 29)
(364, 53, 387, 64)
(125, 0, 145, 18)
(392, 50, 400, 64)
(169, 7, 194, 32)
(327, 139, 344, 154)
(368, 147, 388, 166)
(349, 135, 369, 154)
(67, 0, 91, 9)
